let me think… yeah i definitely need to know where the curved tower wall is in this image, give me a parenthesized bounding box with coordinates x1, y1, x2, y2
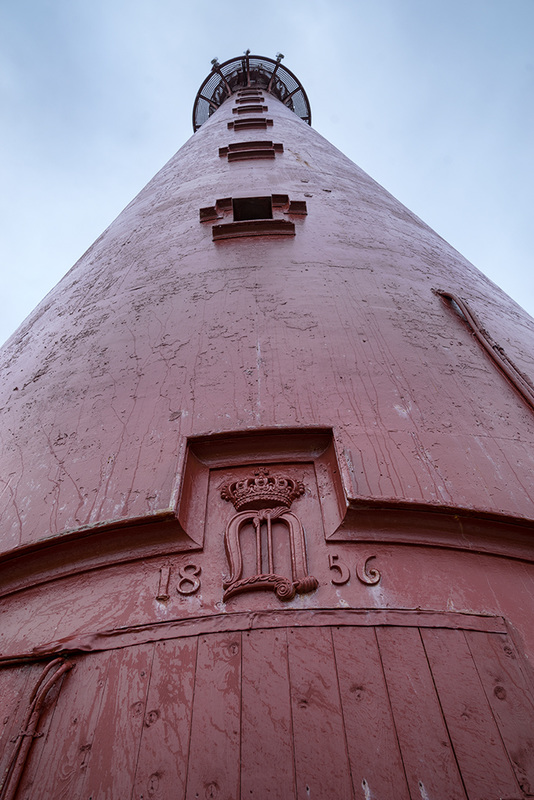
(2, 83, 534, 547)
(1, 58, 534, 800)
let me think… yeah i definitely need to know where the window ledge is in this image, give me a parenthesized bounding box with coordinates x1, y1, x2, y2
(212, 219, 295, 240)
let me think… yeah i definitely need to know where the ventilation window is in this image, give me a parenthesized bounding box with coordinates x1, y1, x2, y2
(219, 141, 283, 162)
(235, 96, 265, 104)
(200, 194, 306, 240)
(228, 118, 273, 131)
(233, 197, 273, 221)
(233, 105, 268, 115)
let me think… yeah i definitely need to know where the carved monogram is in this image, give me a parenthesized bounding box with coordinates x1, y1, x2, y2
(220, 468, 318, 602)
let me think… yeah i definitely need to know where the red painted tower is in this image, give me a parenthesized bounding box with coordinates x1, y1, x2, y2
(1, 54, 534, 799)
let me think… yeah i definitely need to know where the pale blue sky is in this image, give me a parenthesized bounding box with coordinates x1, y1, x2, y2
(1, 0, 533, 345)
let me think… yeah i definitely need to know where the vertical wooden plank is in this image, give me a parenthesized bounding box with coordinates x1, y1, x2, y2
(467, 630, 534, 796)
(422, 628, 520, 800)
(0, 663, 36, 791)
(332, 626, 410, 800)
(186, 632, 241, 800)
(376, 626, 467, 800)
(132, 637, 198, 800)
(240, 628, 295, 800)
(287, 626, 352, 800)
(81, 643, 154, 799)
(13, 666, 72, 800)
(15, 652, 111, 800)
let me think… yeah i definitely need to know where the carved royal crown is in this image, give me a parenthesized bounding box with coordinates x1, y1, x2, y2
(220, 468, 305, 511)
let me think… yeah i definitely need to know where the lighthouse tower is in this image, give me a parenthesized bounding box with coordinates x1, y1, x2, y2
(1, 54, 534, 800)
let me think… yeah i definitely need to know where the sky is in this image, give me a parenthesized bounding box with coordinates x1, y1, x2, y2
(1, 0, 533, 347)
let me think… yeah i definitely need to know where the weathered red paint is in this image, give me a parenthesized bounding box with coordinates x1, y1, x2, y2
(1, 55, 534, 798)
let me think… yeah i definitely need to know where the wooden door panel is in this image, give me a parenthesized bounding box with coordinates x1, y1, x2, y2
(185, 632, 242, 800)
(15, 666, 72, 800)
(19, 651, 111, 800)
(241, 628, 295, 800)
(422, 628, 520, 800)
(467, 630, 534, 797)
(287, 626, 353, 800)
(377, 626, 468, 800)
(81, 644, 154, 799)
(0, 663, 37, 794)
(132, 638, 198, 800)
(3, 616, 534, 800)
(332, 626, 411, 800)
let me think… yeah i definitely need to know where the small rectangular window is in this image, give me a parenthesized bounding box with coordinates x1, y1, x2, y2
(235, 96, 265, 104)
(232, 197, 273, 221)
(233, 105, 268, 115)
(228, 118, 273, 131)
